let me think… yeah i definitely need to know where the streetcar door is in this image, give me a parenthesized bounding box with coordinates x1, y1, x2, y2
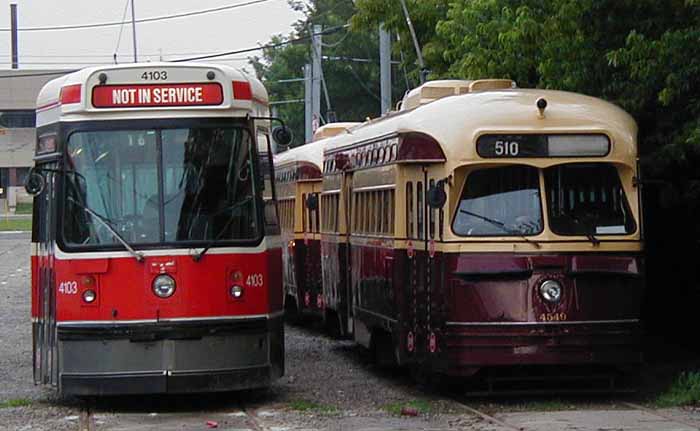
(32, 166, 58, 386)
(342, 172, 354, 334)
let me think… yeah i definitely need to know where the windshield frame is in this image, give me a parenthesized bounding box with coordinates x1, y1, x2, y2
(543, 162, 638, 237)
(56, 117, 265, 253)
(451, 164, 545, 238)
(450, 162, 638, 239)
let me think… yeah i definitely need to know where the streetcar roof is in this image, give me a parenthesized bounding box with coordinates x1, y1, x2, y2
(321, 86, 638, 168)
(36, 62, 268, 125)
(274, 139, 325, 180)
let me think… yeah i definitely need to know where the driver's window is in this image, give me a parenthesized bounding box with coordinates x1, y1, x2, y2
(64, 130, 159, 245)
(452, 165, 543, 237)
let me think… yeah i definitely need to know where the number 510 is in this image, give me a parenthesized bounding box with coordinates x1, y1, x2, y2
(495, 140, 519, 156)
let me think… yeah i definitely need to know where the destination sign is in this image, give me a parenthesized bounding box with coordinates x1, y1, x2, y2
(92, 83, 224, 108)
(476, 134, 610, 158)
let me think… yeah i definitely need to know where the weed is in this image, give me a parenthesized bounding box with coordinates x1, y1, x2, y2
(656, 371, 700, 407)
(287, 399, 337, 414)
(384, 399, 433, 416)
(0, 398, 32, 409)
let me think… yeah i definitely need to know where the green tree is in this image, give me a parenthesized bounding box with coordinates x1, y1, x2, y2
(253, 0, 403, 147)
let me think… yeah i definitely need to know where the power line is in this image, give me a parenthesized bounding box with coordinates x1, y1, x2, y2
(0, 25, 348, 78)
(0, 0, 276, 32)
(173, 24, 348, 62)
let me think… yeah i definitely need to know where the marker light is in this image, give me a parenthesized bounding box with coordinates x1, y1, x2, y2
(82, 289, 96, 303)
(60, 84, 81, 105)
(152, 274, 176, 298)
(231, 270, 243, 282)
(539, 280, 563, 303)
(230, 285, 244, 299)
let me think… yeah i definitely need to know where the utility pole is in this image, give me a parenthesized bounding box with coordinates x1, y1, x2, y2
(379, 24, 392, 113)
(304, 64, 313, 143)
(10, 4, 18, 69)
(311, 25, 323, 134)
(130, 0, 138, 62)
(397, 0, 428, 84)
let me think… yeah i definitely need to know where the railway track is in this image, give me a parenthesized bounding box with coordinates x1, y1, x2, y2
(78, 403, 96, 431)
(450, 399, 700, 431)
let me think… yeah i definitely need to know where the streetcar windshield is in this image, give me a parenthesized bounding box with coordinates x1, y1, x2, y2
(452, 165, 543, 236)
(544, 163, 635, 236)
(63, 127, 259, 247)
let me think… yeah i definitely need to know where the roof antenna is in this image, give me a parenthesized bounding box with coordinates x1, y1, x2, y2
(398, 0, 428, 84)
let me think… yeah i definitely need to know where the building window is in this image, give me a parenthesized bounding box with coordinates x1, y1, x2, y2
(0, 110, 36, 128)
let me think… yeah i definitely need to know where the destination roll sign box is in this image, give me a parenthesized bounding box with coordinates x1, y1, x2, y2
(92, 83, 224, 108)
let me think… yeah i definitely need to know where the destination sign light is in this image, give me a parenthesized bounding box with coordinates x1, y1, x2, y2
(92, 83, 224, 108)
(477, 134, 610, 158)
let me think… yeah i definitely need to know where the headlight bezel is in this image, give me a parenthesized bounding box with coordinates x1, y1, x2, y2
(539, 279, 563, 303)
(152, 274, 177, 298)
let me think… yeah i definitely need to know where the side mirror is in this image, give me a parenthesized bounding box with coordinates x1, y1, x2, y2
(272, 126, 293, 148)
(427, 182, 447, 209)
(306, 194, 319, 211)
(24, 170, 45, 195)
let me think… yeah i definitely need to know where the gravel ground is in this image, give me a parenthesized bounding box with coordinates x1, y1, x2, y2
(0, 233, 469, 430)
(2, 232, 698, 430)
(0, 232, 84, 430)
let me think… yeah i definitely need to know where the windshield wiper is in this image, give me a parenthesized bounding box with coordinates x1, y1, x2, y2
(192, 197, 254, 262)
(570, 215, 601, 246)
(68, 197, 144, 262)
(459, 209, 541, 248)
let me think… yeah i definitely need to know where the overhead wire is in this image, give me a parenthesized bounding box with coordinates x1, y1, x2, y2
(0, 26, 349, 74)
(113, 0, 132, 63)
(0, 0, 276, 32)
(172, 24, 348, 62)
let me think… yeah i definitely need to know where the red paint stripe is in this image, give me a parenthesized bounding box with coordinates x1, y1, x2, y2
(36, 100, 61, 112)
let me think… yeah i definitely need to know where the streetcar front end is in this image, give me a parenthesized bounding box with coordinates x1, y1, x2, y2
(30, 63, 284, 395)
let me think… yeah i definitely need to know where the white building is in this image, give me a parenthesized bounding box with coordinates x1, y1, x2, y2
(0, 69, 70, 211)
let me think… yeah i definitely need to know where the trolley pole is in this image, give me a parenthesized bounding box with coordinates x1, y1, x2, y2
(304, 64, 313, 143)
(379, 24, 392, 113)
(311, 25, 323, 134)
(10, 4, 18, 69)
(130, 0, 138, 63)
(397, 0, 428, 84)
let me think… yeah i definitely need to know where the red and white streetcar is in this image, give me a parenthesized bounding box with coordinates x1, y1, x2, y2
(27, 62, 289, 395)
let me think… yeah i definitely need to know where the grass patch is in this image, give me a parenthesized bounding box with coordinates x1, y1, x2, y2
(0, 218, 32, 231)
(656, 371, 700, 407)
(0, 398, 32, 409)
(15, 202, 33, 215)
(287, 399, 337, 414)
(384, 399, 433, 416)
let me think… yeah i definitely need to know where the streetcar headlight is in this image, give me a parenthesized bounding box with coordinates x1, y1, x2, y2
(82, 289, 96, 303)
(230, 285, 244, 299)
(152, 274, 176, 298)
(539, 280, 562, 303)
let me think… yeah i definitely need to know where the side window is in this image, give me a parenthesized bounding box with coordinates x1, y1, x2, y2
(417, 181, 424, 240)
(406, 182, 413, 239)
(389, 189, 395, 235)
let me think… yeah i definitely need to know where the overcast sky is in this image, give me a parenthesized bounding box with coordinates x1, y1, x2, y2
(0, 0, 304, 71)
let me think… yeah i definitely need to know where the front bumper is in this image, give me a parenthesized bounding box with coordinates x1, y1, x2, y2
(443, 320, 642, 376)
(56, 315, 284, 395)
